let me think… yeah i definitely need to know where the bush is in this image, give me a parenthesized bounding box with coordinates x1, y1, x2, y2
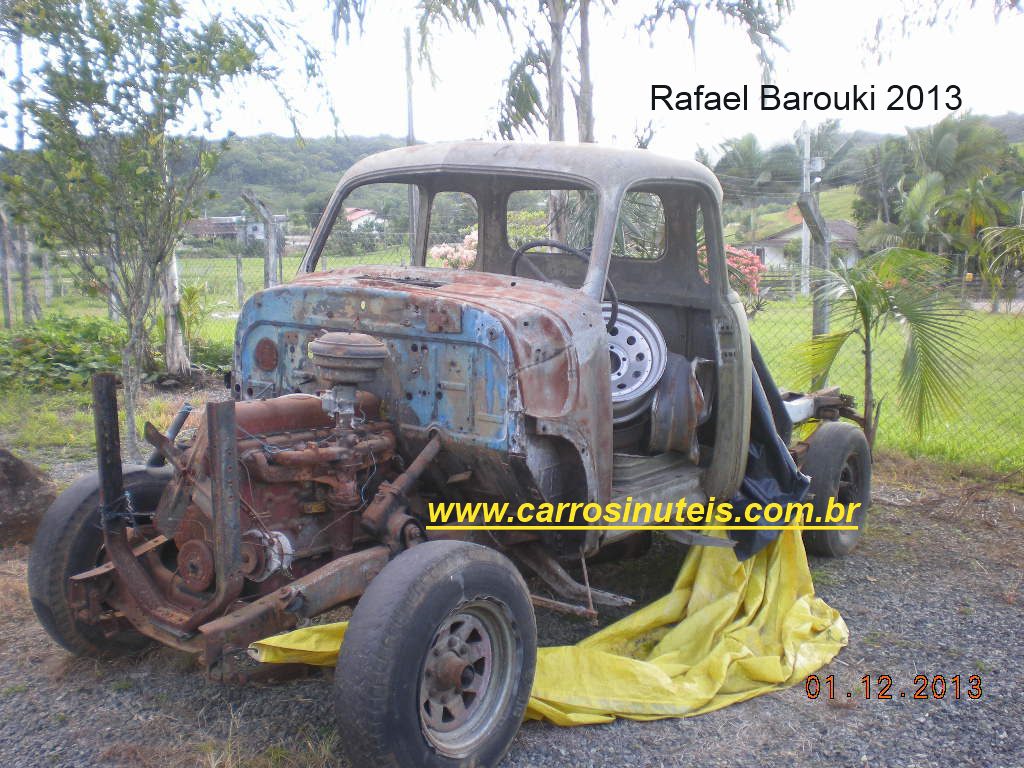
(0, 315, 127, 391)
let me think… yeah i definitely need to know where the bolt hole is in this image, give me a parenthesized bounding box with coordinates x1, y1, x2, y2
(626, 335, 637, 345)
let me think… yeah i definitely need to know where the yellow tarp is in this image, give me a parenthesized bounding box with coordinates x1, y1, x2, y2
(249, 529, 847, 725)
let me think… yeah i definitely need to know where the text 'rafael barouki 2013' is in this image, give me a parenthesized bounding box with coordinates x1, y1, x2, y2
(651, 83, 963, 113)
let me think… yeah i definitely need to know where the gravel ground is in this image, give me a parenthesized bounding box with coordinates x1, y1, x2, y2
(0, 453, 1021, 768)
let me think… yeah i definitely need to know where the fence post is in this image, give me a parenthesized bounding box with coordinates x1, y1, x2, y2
(241, 190, 279, 289)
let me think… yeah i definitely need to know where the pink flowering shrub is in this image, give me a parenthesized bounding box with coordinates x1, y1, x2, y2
(698, 244, 766, 295)
(724, 245, 766, 295)
(430, 229, 478, 269)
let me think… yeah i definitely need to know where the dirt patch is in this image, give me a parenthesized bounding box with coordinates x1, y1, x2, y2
(0, 453, 1021, 767)
(0, 452, 56, 544)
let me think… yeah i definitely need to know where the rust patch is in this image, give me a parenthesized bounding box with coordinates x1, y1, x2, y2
(254, 337, 279, 372)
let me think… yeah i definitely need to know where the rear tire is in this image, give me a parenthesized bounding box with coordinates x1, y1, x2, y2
(334, 540, 536, 768)
(28, 466, 168, 657)
(800, 421, 871, 558)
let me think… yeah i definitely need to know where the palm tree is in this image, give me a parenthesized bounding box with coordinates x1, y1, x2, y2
(801, 248, 970, 448)
(908, 114, 1006, 193)
(715, 134, 775, 237)
(979, 224, 1024, 311)
(858, 172, 948, 254)
(941, 176, 1011, 310)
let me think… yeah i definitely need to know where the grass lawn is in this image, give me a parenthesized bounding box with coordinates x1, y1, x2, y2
(750, 297, 1024, 474)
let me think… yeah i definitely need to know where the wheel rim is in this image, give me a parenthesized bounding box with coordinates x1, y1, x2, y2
(601, 302, 668, 424)
(419, 599, 518, 757)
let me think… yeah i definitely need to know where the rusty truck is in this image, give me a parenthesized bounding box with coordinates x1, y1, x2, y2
(29, 142, 870, 768)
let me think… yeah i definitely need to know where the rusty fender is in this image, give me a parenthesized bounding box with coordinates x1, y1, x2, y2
(198, 545, 390, 667)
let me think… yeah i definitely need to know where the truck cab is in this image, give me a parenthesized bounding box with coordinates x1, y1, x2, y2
(233, 142, 752, 556)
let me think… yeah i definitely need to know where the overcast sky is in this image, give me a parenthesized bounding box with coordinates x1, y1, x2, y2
(3, 0, 1023, 158)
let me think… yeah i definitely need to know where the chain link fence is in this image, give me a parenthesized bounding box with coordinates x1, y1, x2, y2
(749, 267, 1024, 474)
(27, 243, 1024, 474)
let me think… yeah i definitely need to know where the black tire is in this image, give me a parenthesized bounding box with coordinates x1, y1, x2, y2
(28, 466, 168, 657)
(334, 540, 537, 768)
(800, 421, 871, 558)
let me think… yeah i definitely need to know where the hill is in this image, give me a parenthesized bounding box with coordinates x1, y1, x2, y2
(200, 134, 405, 218)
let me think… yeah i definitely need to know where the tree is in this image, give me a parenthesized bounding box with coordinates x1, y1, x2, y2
(852, 137, 914, 226)
(908, 114, 1007, 193)
(638, 1, 793, 83)
(859, 172, 948, 254)
(979, 223, 1024, 311)
(415, 1, 792, 143)
(714, 133, 799, 237)
(801, 248, 970, 448)
(870, 1, 1022, 62)
(0, 0, 41, 324)
(3, 0, 287, 458)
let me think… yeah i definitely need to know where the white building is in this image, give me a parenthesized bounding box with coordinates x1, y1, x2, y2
(737, 219, 861, 268)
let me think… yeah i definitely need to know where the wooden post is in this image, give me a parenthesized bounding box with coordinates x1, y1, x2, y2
(241, 191, 279, 289)
(798, 192, 831, 342)
(404, 27, 417, 268)
(799, 122, 811, 296)
(235, 248, 245, 309)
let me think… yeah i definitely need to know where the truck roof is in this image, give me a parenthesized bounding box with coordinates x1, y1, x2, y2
(339, 141, 723, 201)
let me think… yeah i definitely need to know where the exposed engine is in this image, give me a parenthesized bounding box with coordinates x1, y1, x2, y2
(155, 332, 399, 603)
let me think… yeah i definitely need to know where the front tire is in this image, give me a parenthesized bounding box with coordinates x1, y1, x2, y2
(334, 540, 536, 768)
(800, 421, 871, 558)
(28, 466, 168, 657)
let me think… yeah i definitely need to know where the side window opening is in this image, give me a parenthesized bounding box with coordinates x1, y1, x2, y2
(612, 191, 665, 260)
(319, 182, 412, 270)
(504, 188, 598, 287)
(427, 191, 479, 270)
(506, 189, 598, 252)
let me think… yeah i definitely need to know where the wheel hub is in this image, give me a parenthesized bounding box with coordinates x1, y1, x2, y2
(420, 612, 493, 734)
(178, 539, 215, 592)
(417, 598, 520, 758)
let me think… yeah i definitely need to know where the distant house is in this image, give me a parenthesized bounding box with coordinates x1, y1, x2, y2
(738, 219, 861, 268)
(185, 215, 244, 240)
(344, 207, 380, 230)
(186, 213, 288, 244)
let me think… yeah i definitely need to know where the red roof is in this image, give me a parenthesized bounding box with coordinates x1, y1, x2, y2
(344, 208, 377, 223)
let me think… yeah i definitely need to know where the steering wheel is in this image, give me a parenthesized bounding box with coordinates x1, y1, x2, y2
(510, 239, 619, 333)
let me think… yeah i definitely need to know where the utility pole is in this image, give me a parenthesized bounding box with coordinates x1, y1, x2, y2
(404, 27, 417, 267)
(800, 122, 811, 295)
